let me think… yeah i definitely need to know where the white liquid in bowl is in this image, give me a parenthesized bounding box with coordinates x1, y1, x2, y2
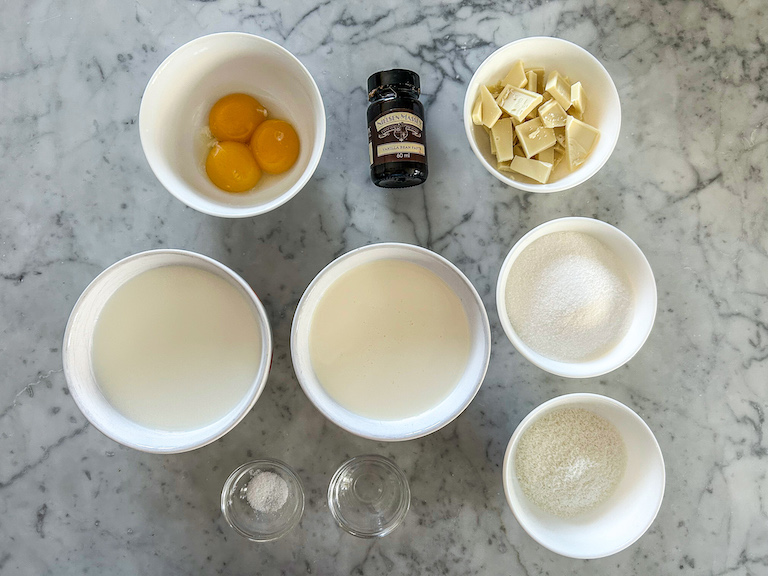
(91, 265, 262, 431)
(308, 259, 471, 420)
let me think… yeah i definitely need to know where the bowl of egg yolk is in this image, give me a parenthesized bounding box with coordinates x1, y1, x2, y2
(139, 33, 326, 218)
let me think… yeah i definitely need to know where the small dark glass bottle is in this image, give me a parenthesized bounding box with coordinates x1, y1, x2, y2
(367, 69, 428, 188)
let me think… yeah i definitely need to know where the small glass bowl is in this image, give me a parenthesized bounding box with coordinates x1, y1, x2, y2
(221, 459, 304, 542)
(328, 455, 410, 538)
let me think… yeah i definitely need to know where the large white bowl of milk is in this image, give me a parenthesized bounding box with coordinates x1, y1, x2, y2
(63, 250, 272, 453)
(291, 243, 491, 441)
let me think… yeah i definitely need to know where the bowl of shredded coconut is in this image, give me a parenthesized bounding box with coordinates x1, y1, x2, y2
(502, 393, 665, 558)
(496, 216, 657, 378)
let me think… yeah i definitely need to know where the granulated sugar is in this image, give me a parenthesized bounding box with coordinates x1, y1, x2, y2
(504, 231, 634, 362)
(515, 407, 627, 518)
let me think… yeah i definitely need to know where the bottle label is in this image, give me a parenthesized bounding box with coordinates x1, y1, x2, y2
(368, 108, 426, 166)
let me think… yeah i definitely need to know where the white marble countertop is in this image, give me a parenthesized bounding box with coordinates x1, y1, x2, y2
(2, 0, 767, 574)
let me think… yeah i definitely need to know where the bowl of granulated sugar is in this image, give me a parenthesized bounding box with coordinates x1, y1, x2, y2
(502, 393, 665, 558)
(496, 217, 656, 378)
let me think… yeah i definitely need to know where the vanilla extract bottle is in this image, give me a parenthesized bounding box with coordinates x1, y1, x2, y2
(367, 69, 428, 188)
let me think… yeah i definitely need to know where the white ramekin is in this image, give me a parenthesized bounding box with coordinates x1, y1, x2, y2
(464, 36, 621, 192)
(291, 243, 491, 442)
(139, 32, 326, 217)
(496, 217, 656, 378)
(503, 393, 665, 559)
(62, 249, 273, 453)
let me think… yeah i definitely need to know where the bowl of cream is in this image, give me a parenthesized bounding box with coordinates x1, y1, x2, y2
(63, 250, 273, 453)
(291, 243, 491, 441)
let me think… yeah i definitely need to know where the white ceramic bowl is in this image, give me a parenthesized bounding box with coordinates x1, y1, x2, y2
(291, 243, 491, 441)
(62, 250, 273, 453)
(496, 217, 656, 378)
(139, 32, 326, 218)
(463, 36, 621, 192)
(502, 393, 665, 559)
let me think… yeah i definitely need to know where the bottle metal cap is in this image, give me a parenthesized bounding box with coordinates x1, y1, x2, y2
(367, 69, 420, 96)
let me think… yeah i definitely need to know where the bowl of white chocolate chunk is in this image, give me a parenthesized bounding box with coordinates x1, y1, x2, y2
(463, 37, 621, 192)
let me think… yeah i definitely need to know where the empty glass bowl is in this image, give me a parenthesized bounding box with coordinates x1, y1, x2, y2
(328, 455, 410, 538)
(221, 459, 304, 542)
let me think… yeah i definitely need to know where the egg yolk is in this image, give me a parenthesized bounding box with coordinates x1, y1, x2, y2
(208, 94, 268, 143)
(205, 141, 262, 192)
(250, 120, 300, 174)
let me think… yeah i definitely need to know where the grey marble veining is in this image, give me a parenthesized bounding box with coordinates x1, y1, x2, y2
(1, 0, 767, 574)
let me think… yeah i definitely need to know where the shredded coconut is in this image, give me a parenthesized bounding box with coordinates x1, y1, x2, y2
(515, 407, 627, 518)
(505, 231, 634, 362)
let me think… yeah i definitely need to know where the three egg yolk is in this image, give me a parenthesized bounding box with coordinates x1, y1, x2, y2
(205, 93, 299, 193)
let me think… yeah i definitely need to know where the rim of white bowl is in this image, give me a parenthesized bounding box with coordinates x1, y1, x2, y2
(62, 249, 273, 453)
(138, 32, 326, 218)
(290, 242, 492, 442)
(495, 217, 657, 378)
(501, 393, 666, 559)
(462, 36, 621, 193)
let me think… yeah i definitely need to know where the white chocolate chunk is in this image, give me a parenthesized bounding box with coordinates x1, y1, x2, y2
(494, 86, 508, 107)
(496, 85, 543, 123)
(545, 70, 571, 109)
(565, 116, 600, 171)
(537, 146, 555, 164)
(526, 68, 545, 93)
(471, 97, 483, 125)
(538, 99, 568, 128)
(525, 71, 538, 95)
(491, 118, 516, 162)
(497, 159, 513, 172)
(480, 85, 502, 128)
(515, 117, 557, 158)
(552, 146, 565, 169)
(513, 144, 525, 158)
(509, 156, 553, 183)
(554, 127, 566, 147)
(483, 125, 496, 155)
(488, 82, 505, 98)
(570, 81, 587, 114)
(502, 60, 528, 88)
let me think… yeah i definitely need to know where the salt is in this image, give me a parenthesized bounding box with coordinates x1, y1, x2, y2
(245, 471, 289, 514)
(504, 231, 634, 362)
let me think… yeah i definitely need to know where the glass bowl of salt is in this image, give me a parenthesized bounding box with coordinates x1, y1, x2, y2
(221, 459, 305, 542)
